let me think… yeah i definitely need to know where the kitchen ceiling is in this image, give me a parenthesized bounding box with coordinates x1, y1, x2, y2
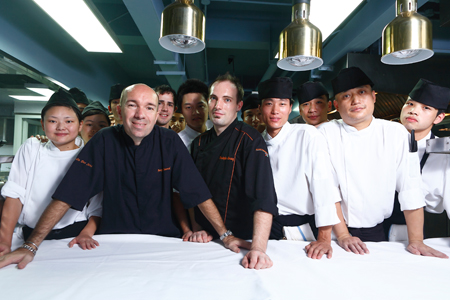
(0, 0, 449, 122)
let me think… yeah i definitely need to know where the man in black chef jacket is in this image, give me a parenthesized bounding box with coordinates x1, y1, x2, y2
(0, 84, 252, 269)
(191, 73, 279, 269)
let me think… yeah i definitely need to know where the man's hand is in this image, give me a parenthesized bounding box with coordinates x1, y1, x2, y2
(0, 248, 34, 269)
(407, 241, 448, 258)
(186, 230, 212, 243)
(32, 135, 49, 143)
(68, 234, 99, 250)
(181, 230, 193, 241)
(222, 235, 251, 253)
(305, 240, 333, 259)
(242, 248, 273, 269)
(337, 234, 369, 255)
(0, 242, 11, 256)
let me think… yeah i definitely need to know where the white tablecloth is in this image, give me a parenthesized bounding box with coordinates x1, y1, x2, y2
(2, 234, 450, 300)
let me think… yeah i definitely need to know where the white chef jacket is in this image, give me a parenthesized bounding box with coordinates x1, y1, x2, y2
(319, 118, 424, 228)
(262, 122, 340, 227)
(1, 137, 102, 229)
(178, 125, 202, 152)
(416, 132, 450, 218)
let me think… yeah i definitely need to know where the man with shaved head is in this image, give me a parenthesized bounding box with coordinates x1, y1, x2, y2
(0, 84, 248, 269)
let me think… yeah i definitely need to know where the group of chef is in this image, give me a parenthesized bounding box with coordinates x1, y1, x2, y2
(0, 66, 449, 271)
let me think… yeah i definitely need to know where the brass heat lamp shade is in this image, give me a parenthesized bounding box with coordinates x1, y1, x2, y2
(159, 0, 205, 54)
(381, 0, 433, 65)
(278, 0, 323, 71)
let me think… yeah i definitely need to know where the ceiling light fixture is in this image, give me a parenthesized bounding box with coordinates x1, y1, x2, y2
(278, 0, 323, 72)
(9, 96, 49, 101)
(45, 77, 70, 90)
(25, 84, 55, 97)
(309, 0, 363, 41)
(159, 0, 205, 54)
(33, 0, 122, 53)
(9, 84, 56, 101)
(381, 0, 433, 65)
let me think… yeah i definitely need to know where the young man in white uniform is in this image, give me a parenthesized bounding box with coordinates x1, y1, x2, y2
(319, 67, 447, 258)
(400, 79, 450, 222)
(260, 77, 340, 259)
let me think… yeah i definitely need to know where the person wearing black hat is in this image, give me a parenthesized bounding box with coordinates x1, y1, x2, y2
(0, 84, 252, 269)
(80, 101, 111, 144)
(190, 73, 278, 269)
(298, 81, 331, 127)
(0, 89, 102, 257)
(242, 94, 265, 133)
(155, 85, 177, 129)
(399, 79, 450, 226)
(108, 83, 127, 125)
(259, 77, 340, 259)
(319, 67, 447, 258)
(69, 87, 91, 113)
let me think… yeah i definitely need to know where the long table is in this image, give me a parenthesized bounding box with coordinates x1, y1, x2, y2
(2, 234, 450, 299)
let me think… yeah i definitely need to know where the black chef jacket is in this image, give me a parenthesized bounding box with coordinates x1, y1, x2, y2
(53, 125, 212, 237)
(191, 119, 278, 239)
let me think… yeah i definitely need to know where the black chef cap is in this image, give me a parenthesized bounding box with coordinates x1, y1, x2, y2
(298, 81, 329, 105)
(41, 89, 81, 121)
(258, 77, 293, 102)
(332, 67, 374, 96)
(241, 94, 261, 112)
(68, 87, 90, 105)
(409, 79, 450, 111)
(109, 83, 127, 104)
(82, 101, 109, 117)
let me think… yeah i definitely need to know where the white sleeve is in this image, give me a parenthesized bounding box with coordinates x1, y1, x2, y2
(396, 130, 425, 211)
(306, 134, 341, 227)
(86, 191, 103, 218)
(1, 138, 40, 205)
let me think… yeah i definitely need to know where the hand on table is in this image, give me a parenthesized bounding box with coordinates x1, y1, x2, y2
(182, 230, 193, 241)
(183, 230, 213, 243)
(222, 235, 251, 253)
(305, 240, 333, 259)
(0, 248, 34, 269)
(0, 242, 11, 256)
(407, 241, 448, 258)
(242, 248, 273, 270)
(68, 234, 99, 250)
(337, 234, 369, 255)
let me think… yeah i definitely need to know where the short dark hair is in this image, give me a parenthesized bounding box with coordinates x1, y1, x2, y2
(177, 79, 209, 108)
(210, 72, 244, 103)
(155, 85, 176, 102)
(41, 104, 82, 122)
(82, 109, 111, 126)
